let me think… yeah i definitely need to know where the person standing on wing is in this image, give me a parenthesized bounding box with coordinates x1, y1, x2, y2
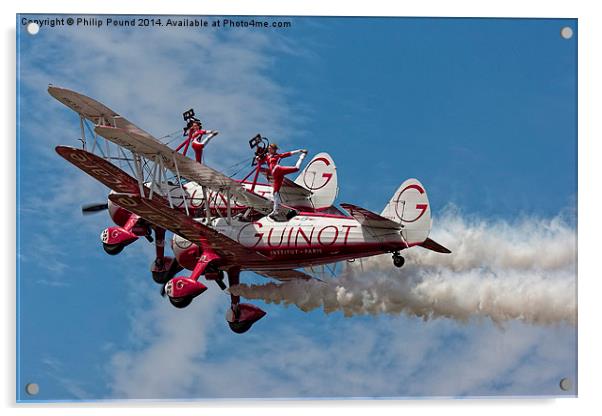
(257, 143, 307, 218)
(187, 120, 218, 163)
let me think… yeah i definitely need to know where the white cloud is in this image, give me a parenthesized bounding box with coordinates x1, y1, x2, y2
(108, 288, 223, 399)
(104, 305, 575, 399)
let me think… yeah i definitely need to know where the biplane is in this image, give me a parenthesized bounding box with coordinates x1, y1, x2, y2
(50, 86, 451, 334)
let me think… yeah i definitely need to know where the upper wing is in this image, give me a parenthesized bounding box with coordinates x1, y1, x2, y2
(255, 269, 316, 282)
(108, 193, 267, 262)
(48, 85, 155, 140)
(95, 125, 273, 214)
(48, 86, 272, 214)
(340, 203, 402, 229)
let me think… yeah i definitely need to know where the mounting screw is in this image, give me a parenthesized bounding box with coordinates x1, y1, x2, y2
(559, 377, 572, 391)
(560, 26, 573, 40)
(26, 22, 40, 35)
(25, 383, 39, 396)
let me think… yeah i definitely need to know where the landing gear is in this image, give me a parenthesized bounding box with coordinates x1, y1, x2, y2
(162, 249, 218, 308)
(151, 228, 183, 284)
(228, 320, 254, 334)
(225, 268, 266, 334)
(392, 252, 405, 268)
(226, 303, 266, 334)
(215, 278, 227, 290)
(103, 242, 124, 255)
(204, 264, 227, 290)
(152, 257, 165, 282)
(158, 256, 266, 333)
(163, 277, 207, 308)
(151, 257, 183, 284)
(169, 295, 193, 309)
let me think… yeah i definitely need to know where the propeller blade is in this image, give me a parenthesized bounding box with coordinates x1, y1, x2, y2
(81, 203, 109, 215)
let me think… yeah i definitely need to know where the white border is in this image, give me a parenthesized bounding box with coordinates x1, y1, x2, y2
(3, 1, 599, 415)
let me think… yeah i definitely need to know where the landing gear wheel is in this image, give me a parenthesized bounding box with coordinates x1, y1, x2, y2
(228, 320, 254, 334)
(152, 259, 166, 284)
(152, 270, 168, 284)
(152, 274, 167, 284)
(393, 254, 405, 268)
(103, 242, 124, 256)
(152, 259, 183, 284)
(169, 296, 193, 309)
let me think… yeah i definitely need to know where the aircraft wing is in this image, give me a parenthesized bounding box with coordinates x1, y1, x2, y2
(56, 146, 142, 194)
(48, 85, 155, 140)
(56, 144, 269, 262)
(277, 177, 313, 209)
(340, 203, 402, 229)
(255, 269, 316, 282)
(95, 125, 272, 214)
(108, 193, 268, 262)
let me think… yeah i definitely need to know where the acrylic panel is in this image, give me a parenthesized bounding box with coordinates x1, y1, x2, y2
(16, 14, 577, 401)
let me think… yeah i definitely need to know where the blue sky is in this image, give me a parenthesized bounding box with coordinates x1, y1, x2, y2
(16, 15, 576, 401)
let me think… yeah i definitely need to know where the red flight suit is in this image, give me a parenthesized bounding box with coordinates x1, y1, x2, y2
(189, 129, 208, 163)
(259, 152, 299, 193)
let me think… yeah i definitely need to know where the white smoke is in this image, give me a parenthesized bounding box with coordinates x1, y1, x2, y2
(230, 210, 577, 326)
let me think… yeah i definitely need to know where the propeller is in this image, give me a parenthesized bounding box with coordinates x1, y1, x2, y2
(81, 202, 109, 215)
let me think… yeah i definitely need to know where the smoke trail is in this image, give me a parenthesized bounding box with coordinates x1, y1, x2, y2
(230, 211, 577, 325)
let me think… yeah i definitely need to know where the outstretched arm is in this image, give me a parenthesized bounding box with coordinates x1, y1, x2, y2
(200, 130, 219, 146)
(279, 149, 307, 159)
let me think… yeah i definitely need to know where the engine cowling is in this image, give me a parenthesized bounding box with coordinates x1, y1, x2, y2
(165, 277, 208, 299)
(100, 226, 138, 246)
(107, 198, 133, 228)
(171, 234, 201, 271)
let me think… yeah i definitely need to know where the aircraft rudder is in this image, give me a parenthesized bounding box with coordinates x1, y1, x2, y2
(294, 152, 338, 209)
(381, 178, 431, 244)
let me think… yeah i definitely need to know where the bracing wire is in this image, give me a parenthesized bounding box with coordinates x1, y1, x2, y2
(226, 157, 254, 178)
(83, 120, 106, 158)
(157, 129, 184, 146)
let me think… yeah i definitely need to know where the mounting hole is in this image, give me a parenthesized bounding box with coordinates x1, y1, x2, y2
(560, 26, 573, 40)
(559, 377, 572, 391)
(25, 383, 39, 396)
(26, 22, 40, 36)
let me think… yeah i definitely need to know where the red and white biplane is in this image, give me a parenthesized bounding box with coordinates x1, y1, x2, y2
(50, 86, 451, 334)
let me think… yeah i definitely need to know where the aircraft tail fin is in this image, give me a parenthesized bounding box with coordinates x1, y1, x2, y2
(294, 152, 338, 209)
(381, 178, 432, 245)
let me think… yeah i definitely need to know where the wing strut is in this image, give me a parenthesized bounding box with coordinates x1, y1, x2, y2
(78, 115, 86, 149)
(171, 152, 190, 216)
